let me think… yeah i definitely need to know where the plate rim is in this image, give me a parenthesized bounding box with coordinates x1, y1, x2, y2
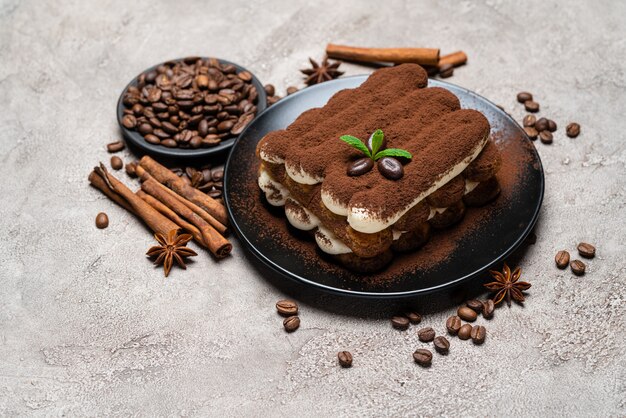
(224, 75, 545, 298)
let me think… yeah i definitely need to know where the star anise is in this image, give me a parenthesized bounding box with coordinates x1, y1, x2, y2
(483, 263, 531, 307)
(146, 229, 197, 277)
(300, 57, 344, 86)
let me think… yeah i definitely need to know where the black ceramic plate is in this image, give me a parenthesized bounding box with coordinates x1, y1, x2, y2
(117, 57, 266, 159)
(224, 76, 544, 298)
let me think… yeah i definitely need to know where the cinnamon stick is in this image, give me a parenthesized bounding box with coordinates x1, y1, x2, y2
(89, 170, 136, 214)
(438, 51, 468, 68)
(326, 43, 440, 66)
(138, 156, 228, 226)
(141, 177, 232, 258)
(88, 164, 180, 236)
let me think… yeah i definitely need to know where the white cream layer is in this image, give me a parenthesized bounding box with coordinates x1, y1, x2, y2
(285, 198, 320, 231)
(258, 169, 289, 206)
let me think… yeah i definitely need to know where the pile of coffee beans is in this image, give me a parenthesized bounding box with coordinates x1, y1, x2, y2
(121, 57, 260, 149)
(555, 242, 595, 276)
(516, 91, 581, 144)
(446, 298, 493, 346)
(276, 299, 300, 332)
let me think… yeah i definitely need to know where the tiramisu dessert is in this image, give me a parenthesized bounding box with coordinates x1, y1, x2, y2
(256, 64, 501, 272)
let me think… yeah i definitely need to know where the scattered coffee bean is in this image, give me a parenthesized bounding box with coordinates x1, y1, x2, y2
(111, 156, 123, 170)
(524, 127, 538, 140)
(566, 122, 581, 138)
(412, 348, 432, 367)
(457, 306, 477, 322)
(125, 161, 137, 177)
(446, 316, 462, 335)
(547, 119, 557, 132)
(417, 327, 436, 342)
(438, 63, 454, 78)
(347, 158, 374, 176)
(458, 324, 472, 340)
(338, 351, 353, 368)
(378, 157, 404, 180)
(276, 299, 298, 316)
(106, 140, 125, 153)
(535, 118, 549, 132)
(286, 86, 299, 95)
(482, 299, 495, 319)
(283, 316, 300, 332)
(577, 242, 596, 259)
(433, 336, 450, 354)
(391, 315, 410, 330)
(470, 325, 486, 345)
(570, 260, 586, 276)
(555, 250, 570, 269)
(264, 84, 275, 97)
(517, 92, 533, 103)
(466, 299, 483, 313)
(405, 311, 422, 324)
(539, 131, 553, 144)
(524, 100, 540, 113)
(523, 115, 536, 127)
(95, 212, 109, 229)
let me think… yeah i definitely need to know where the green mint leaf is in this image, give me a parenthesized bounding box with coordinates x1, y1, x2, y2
(340, 135, 371, 158)
(370, 129, 384, 156)
(374, 148, 413, 160)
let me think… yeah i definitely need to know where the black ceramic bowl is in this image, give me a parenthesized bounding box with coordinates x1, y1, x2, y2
(117, 57, 266, 160)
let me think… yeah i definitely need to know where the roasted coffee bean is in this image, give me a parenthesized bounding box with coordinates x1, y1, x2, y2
(555, 250, 570, 269)
(524, 100, 540, 112)
(458, 324, 472, 340)
(517, 92, 533, 103)
(391, 315, 410, 330)
(337, 351, 353, 368)
(417, 327, 436, 342)
(412, 348, 432, 367)
(138, 123, 153, 135)
(198, 119, 209, 136)
(161, 138, 178, 148)
(125, 161, 137, 177)
(286, 86, 298, 95)
(482, 299, 495, 319)
(470, 325, 486, 344)
(466, 299, 483, 313)
(264, 84, 275, 97)
(276, 299, 298, 316)
(211, 168, 224, 182)
(162, 121, 179, 135)
(378, 157, 403, 180)
(570, 260, 586, 276)
(547, 119, 557, 132)
(122, 114, 137, 129)
(433, 336, 450, 354)
(523, 115, 536, 127)
(446, 316, 462, 335)
(189, 136, 203, 149)
(95, 212, 109, 229)
(577, 242, 596, 258)
(111, 156, 123, 170)
(230, 113, 255, 135)
(144, 134, 160, 145)
(107, 141, 125, 153)
(457, 306, 477, 322)
(566, 122, 580, 138)
(438, 63, 454, 78)
(524, 127, 538, 140)
(535, 118, 549, 132)
(347, 158, 374, 176)
(405, 311, 422, 324)
(283, 316, 300, 332)
(539, 131, 553, 144)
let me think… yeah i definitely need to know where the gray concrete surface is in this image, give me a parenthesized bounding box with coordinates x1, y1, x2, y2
(1, 0, 625, 416)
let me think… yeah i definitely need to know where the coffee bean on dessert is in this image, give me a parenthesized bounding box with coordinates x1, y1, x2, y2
(470, 325, 486, 345)
(433, 336, 450, 354)
(535, 118, 549, 132)
(517, 92, 533, 103)
(524, 127, 538, 140)
(95, 212, 109, 229)
(122, 114, 137, 129)
(539, 131, 553, 144)
(438, 63, 454, 78)
(457, 306, 477, 322)
(577, 242, 596, 258)
(276, 299, 298, 316)
(413, 348, 432, 367)
(418, 327, 436, 342)
(106, 140, 125, 153)
(338, 351, 353, 368)
(405, 311, 422, 324)
(547, 119, 557, 132)
(283, 316, 300, 332)
(111, 156, 123, 170)
(286, 86, 298, 95)
(566, 122, 581, 138)
(523, 115, 536, 127)
(555, 250, 570, 269)
(466, 299, 483, 313)
(264, 84, 275, 97)
(482, 299, 495, 319)
(391, 315, 410, 330)
(347, 158, 374, 176)
(378, 157, 403, 180)
(458, 324, 472, 340)
(570, 260, 586, 276)
(446, 316, 462, 335)
(524, 100, 540, 113)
